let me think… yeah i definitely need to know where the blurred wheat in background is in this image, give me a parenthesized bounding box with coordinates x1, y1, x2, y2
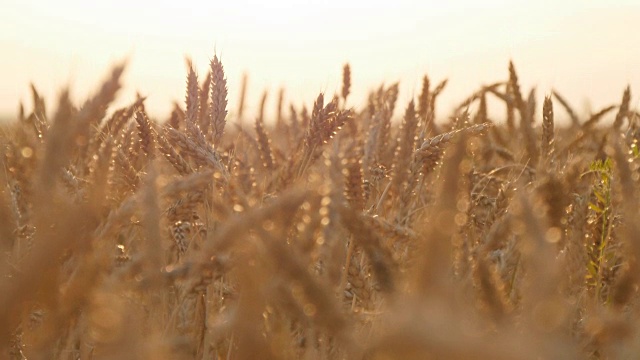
(1, 52, 640, 359)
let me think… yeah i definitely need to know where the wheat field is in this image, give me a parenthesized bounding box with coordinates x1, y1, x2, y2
(1, 56, 639, 359)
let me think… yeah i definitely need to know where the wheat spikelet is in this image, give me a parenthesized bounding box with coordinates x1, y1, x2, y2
(385, 83, 400, 119)
(285, 104, 303, 149)
(152, 125, 192, 175)
(161, 144, 193, 177)
(87, 132, 117, 200)
(362, 109, 382, 177)
(121, 120, 141, 167)
(525, 87, 536, 123)
(297, 94, 351, 179)
(342, 63, 351, 104)
(36, 89, 75, 191)
(276, 87, 285, 130)
(107, 162, 134, 205)
(304, 93, 328, 150)
(198, 70, 212, 133)
(376, 111, 392, 167)
(508, 61, 526, 122)
(428, 78, 448, 132)
(300, 105, 310, 132)
(397, 122, 490, 222)
(258, 90, 268, 123)
(255, 117, 275, 170)
(417, 75, 430, 123)
(390, 100, 418, 205)
(541, 95, 555, 165)
(344, 249, 375, 310)
(73, 63, 126, 181)
(613, 85, 631, 130)
(165, 127, 227, 178)
(474, 91, 489, 125)
(29, 84, 48, 141)
(414, 122, 490, 175)
(179, 66, 220, 171)
(81, 62, 126, 133)
(210, 55, 228, 147)
(185, 59, 202, 136)
(167, 191, 205, 257)
(518, 87, 539, 166)
(112, 145, 140, 194)
(6, 177, 35, 260)
(94, 97, 145, 154)
(135, 110, 156, 158)
(503, 83, 516, 132)
(373, 85, 398, 164)
(344, 144, 365, 211)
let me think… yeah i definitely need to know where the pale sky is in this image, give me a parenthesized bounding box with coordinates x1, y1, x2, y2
(1, 0, 638, 122)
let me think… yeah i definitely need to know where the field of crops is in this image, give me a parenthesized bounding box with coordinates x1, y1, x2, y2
(1, 56, 639, 359)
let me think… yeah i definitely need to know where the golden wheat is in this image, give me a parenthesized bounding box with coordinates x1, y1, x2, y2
(1, 55, 639, 360)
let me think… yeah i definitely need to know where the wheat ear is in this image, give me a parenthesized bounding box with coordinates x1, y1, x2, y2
(210, 55, 228, 147)
(541, 95, 555, 165)
(613, 85, 631, 130)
